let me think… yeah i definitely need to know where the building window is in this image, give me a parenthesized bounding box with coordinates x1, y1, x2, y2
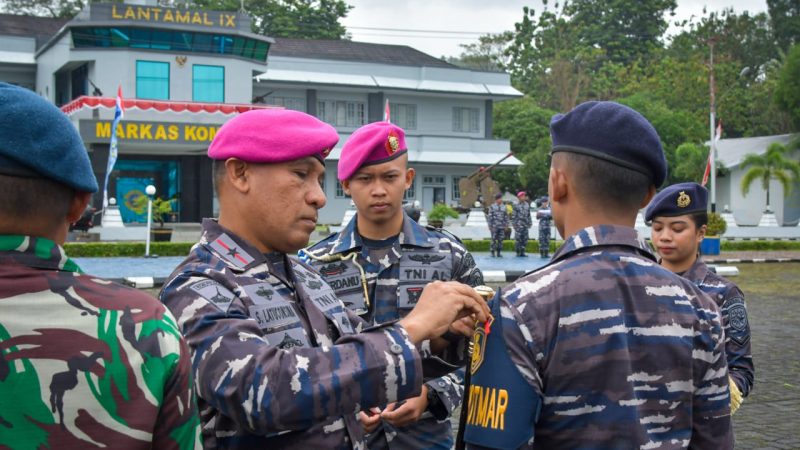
(390, 103, 417, 130)
(136, 60, 169, 100)
(453, 107, 479, 132)
(423, 175, 446, 185)
(193, 65, 224, 102)
(404, 178, 416, 200)
(318, 100, 365, 127)
(260, 96, 305, 111)
(452, 176, 465, 201)
(336, 180, 351, 198)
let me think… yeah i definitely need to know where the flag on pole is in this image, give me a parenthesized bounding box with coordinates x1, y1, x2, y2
(384, 98, 391, 123)
(702, 121, 722, 187)
(103, 86, 125, 208)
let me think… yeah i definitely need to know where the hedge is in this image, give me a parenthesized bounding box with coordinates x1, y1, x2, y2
(61, 239, 800, 257)
(64, 242, 194, 257)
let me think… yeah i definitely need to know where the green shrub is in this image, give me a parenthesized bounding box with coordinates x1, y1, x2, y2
(706, 212, 727, 236)
(427, 204, 460, 222)
(64, 242, 194, 257)
(720, 240, 800, 251)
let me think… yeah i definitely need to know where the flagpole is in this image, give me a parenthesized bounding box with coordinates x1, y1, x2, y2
(709, 40, 717, 213)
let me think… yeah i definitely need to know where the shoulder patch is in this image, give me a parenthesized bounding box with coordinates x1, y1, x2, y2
(190, 280, 236, 311)
(426, 225, 464, 244)
(724, 297, 750, 345)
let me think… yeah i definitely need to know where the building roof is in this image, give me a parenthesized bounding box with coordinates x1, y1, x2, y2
(0, 13, 68, 48)
(714, 134, 796, 168)
(269, 37, 457, 69)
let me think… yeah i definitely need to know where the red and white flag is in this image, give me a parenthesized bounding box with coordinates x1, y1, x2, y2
(702, 121, 722, 186)
(384, 98, 391, 123)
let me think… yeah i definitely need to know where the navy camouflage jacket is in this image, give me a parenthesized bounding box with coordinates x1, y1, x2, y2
(159, 219, 428, 449)
(464, 225, 733, 449)
(304, 213, 483, 449)
(682, 257, 754, 397)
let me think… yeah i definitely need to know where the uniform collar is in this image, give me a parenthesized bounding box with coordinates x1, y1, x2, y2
(551, 225, 656, 263)
(678, 255, 708, 284)
(330, 211, 434, 254)
(0, 234, 82, 273)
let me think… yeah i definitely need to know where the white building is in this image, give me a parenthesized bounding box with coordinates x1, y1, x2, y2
(714, 134, 800, 226)
(0, 2, 522, 225)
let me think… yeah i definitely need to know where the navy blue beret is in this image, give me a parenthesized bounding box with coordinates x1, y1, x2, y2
(645, 182, 708, 222)
(550, 101, 667, 187)
(0, 83, 98, 192)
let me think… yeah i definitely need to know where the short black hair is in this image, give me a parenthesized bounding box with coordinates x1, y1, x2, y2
(688, 211, 708, 229)
(212, 159, 226, 196)
(0, 174, 74, 222)
(559, 152, 652, 215)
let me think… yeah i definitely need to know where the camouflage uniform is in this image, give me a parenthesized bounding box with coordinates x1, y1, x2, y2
(682, 257, 754, 397)
(487, 203, 509, 256)
(536, 209, 552, 258)
(512, 201, 532, 256)
(304, 213, 483, 449)
(160, 219, 439, 449)
(0, 235, 200, 450)
(463, 225, 733, 449)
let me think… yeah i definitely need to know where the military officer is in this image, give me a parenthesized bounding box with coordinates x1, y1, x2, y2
(461, 101, 733, 449)
(512, 191, 532, 257)
(159, 109, 490, 449)
(646, 182, 754, 413)
(487, 193, 508, 257)
(303, 122, 484, 449)
(0, 83, 200, 449)
(536, 196, 552, 258)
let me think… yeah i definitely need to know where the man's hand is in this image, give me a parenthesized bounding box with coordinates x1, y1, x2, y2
(399, 281, 490, 344)
(358, 407, 382, 434)
(380, 385, 430, 427)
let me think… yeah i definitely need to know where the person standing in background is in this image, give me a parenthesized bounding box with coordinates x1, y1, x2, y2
(487, 193, 508, 257)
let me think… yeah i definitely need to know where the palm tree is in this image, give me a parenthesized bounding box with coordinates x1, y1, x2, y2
(740, 141, 800, 211)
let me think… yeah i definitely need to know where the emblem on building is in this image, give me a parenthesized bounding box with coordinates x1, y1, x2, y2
(677, 191, 691, 208)
(385, 131, 400, 155)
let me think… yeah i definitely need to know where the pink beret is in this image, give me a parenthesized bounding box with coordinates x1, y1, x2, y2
(208, 109, 339, 163)
(337, 122, 407, 180)
(517, 191, 527, 198)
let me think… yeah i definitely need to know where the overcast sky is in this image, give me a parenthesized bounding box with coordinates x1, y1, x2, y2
(340, 0, 769, 58)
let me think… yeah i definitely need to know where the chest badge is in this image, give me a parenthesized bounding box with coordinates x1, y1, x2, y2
(677, 191, 691, 208)
(470, 315, 495, 375)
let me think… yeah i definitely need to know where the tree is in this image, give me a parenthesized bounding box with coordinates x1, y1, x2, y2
(775, 44, 800, 130)
(564, 0, 677, 65)
(195, 0, 351, 39)
(671, 143, 709, 183)
(768, 0, 800, 52)
(0, 0, 116, 18)
(740, 141, 800, 210)
(446, 32, 513, 71)
(492, 98, 556, 197)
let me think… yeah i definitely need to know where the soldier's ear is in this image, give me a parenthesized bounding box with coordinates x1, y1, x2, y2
(405, 167, 415, 190)
(66, 191, 92, 223)
(342, 178, 351, 196)
(225, 158, 250, 194)
(640, 184, 657, 208)
(549, 167, 567, 204)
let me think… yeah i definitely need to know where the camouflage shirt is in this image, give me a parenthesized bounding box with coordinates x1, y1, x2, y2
(464, 225, 733, 449)
(159, 219, 426, 449)
(512, 202, 532, 229)
(304, 213, 484, 449)
(487, 203, 509, 230)
(0, 235, 200, 450)
(682, 257, 754, 397)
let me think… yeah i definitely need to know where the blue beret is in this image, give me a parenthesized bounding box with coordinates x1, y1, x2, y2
(645, 182, 708, 222)
(0, 83, 98, 192)
(550, 101, 667, 187)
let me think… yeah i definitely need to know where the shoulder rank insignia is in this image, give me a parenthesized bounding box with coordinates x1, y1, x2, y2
(408, 254, 446, 265)
(386, 130, 400, 155)
(209, 233, 255, 269)
(677, 191, 691, 208)
(470, 315, 494, 374)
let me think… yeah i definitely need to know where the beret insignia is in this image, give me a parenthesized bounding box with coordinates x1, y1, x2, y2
(677, 191, 691, 208)
(321, 147, 332, 158)
(386, 131, 400, 156)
